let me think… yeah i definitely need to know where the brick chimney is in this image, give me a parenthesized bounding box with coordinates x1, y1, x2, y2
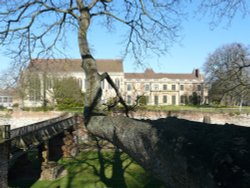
(194, 69, 199, 78)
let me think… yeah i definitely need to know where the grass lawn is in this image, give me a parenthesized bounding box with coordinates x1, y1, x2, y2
(9, 150, 165, 188)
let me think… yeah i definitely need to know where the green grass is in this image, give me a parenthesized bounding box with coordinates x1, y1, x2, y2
(10, 150, 165, 188)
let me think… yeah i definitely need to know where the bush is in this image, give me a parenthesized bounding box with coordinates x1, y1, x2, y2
(12, 103, 19, 108)
(53, 77, 84, 109)
(56, 97, 84, 110)
(138, 96, 147, 106)
(0, 105, 5, 110)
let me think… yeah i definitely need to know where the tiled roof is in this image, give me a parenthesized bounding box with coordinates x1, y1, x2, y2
(125, 68, 204, 81)
(0, 89, 13, 96)
(28, 59, 123, 73)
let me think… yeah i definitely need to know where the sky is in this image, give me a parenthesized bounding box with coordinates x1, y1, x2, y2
(0, 2, 250, 75)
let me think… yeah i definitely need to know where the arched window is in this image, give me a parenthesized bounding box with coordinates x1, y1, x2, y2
(78, 78, 82, 89)
(29, 75, 41, 101)
(46, 78, 53, 89)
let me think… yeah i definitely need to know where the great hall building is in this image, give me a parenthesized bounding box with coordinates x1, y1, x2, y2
(21, 59, 208, 107)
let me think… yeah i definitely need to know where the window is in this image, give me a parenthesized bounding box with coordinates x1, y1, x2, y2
(180, 85, 184, 91)
(0, 97, 2, 103)
(9, 97, 13, 103)
(144, 84, 150, 91)
(197, 85, 201, 91)
(163, 95, 167, 103)
(172, 95, 176, 105)
(163, 84, 167, 90)
(127, 84, 132, 91)
(3, 97, 8, 103)
(29, 76, 41, 101)
(127, 95, 131, 104)
(171, 85, 176, 91)
(46, 78, 53, 90)
(115, 78, 120, 89)
(189, 95, 193, 103)
(154, 84, 159, 91)
(180, 95, 186, 104)
(154, 95, 159, 105)
(78, 78, 82, 89)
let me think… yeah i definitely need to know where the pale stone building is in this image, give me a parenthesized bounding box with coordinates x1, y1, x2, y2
(20, 59, 207, 107)
(21, 59, 123, 107)
(0, 89, 13, 108)
(124, 68, 208, 105)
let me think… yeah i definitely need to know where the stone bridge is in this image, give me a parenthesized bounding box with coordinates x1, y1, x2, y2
(0, 113, 85, 188)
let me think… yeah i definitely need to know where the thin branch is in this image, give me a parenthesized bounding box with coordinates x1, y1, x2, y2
(101, 72, 130, 117)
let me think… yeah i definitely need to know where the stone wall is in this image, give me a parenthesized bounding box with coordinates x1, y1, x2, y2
(131, 110, 250, 127)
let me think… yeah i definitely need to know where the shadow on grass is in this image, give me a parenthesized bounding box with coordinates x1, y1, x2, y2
(8, 150, 42, 188)
(8, 139, 165, 188)
(60, 138, 165, 188)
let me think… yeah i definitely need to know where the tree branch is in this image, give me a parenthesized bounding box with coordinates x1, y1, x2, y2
(101, 72, 130, 117)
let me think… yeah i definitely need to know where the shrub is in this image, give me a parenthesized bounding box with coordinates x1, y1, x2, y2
(138, 96, 147, 106)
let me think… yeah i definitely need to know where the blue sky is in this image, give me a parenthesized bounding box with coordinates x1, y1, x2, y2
(0, 2, 249, 74)
(89, 12, 250, 74)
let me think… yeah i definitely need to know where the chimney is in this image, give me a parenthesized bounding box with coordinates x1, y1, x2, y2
(195, 69, 199, 78)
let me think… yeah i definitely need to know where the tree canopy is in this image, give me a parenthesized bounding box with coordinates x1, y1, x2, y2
(0, 0, 184, 66)
(203, 43, 250, 105)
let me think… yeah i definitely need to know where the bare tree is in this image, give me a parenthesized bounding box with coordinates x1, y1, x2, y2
(203, 43, 250, 106)
(0, 0, 183, 121)
(198, 0, 250, 27)
(1, 1, 250, 187)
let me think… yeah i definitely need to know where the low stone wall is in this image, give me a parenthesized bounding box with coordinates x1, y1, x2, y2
(131, 110, 250, 127)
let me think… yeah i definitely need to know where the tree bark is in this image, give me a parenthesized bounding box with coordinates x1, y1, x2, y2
(87, 115, 250, 188)
(75, 3, 250, 188)
(77, 8, 103, 123)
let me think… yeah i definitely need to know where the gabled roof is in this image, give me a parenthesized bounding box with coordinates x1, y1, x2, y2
(28, 59, 123, 73)
(125, 68, 204, 81)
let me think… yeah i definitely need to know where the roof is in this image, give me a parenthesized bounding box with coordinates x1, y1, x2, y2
(0, 89, 13, 96)
(125, 68, 204, 81)
(28, 59, 123, 73)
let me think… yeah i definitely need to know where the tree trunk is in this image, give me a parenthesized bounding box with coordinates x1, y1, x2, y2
(77, 9, 103, 123)
(76, 3, 250, 188)
(87, 115, 250, 188)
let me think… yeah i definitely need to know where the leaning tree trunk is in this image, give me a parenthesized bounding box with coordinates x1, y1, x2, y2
(78, 9, 103, 123)
(76, 3, 250, 188)
(88, 115, 250, 188)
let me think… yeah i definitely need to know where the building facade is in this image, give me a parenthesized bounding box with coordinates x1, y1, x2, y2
(20, 59, 207, 107)
(125, 69, 207, 105)
(0, 89, 13, 108)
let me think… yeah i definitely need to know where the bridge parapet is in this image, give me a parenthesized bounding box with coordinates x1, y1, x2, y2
(1, 114, 83, 185)
(10, 113, 70, 139)
(10, 114, 77, 152)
